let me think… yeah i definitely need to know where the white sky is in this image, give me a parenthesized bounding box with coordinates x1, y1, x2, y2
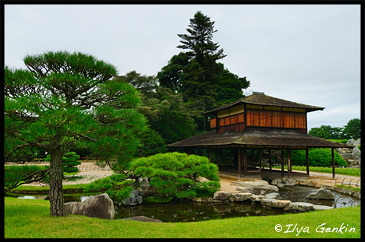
(4, 4, 361, 131)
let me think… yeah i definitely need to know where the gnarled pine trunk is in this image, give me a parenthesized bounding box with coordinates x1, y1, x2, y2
(49, 149, 67, 216)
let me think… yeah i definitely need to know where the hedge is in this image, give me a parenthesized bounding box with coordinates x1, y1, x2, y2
(291, 148, 347, 167)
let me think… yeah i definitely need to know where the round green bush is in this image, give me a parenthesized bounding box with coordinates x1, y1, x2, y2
(129, 152, 221, 198)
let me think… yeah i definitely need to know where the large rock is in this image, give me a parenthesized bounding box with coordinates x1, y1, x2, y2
(231, 181, 278, 195)
(271, 178, 283, 185)
(250, 194, 266, 202)
(285, 202, 314, 212)
(283, 178, 297, 186)
(352, 147, 361, 160)
(213, 191, 232, 201)
(306, 188, 334, 200)
(265, 192, 279, 199)
(270, 199, 291, 208)
(65, 193, 115, 220)
(236, 186, 254, 193)
(122, 189, 143, 206)
(313, 205, 333, 211)
(346, 139, 355, 146)
(261, 198, 291, 208)
(232, 193, 252, 202)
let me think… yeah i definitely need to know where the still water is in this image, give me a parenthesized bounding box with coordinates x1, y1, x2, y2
(15, 185, 360, 222)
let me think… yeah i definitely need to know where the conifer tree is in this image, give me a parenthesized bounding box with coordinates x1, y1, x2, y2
(5, 51, 147, 216)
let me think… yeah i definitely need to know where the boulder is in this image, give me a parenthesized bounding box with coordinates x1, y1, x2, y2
(283, 178, 297, 186)
(265, 192, 279, 199)
(271, 178, 283, 185)
(306, 188, 334, 200)
(213, 191, 232, 201)
(261, 198, 291, 208)
(250, 194, 266, 202)
(285, 202, 314, 212)
(138, 177, 150, 191)
(122, 216, 163, 223)
(65, 193, 115, 220)
(232, 193, 252, 202)
(231, 181, 278, 195)
(346, 139, 355, 146)
(270, 199, 291, 208)
(236, 186, 254, 193)
(312, 205, 333, 211)
(261, 198, 276, 207)
(352, 147, 361, 160)
(122, 189, 143, 206)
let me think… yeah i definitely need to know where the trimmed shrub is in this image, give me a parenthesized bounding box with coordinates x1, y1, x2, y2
(291, 148, 347, 167)
(44, 152, 81, 173)
(129, 152, 220, 198)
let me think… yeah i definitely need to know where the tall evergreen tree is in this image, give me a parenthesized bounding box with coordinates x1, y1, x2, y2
(177, 11, 226, 63)
(158, 11, 250, 131)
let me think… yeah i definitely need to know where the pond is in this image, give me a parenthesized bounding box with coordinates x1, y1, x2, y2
(13, 185, 360, 223)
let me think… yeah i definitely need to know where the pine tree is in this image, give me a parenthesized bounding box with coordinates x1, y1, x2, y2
(5, 51, 147, 216)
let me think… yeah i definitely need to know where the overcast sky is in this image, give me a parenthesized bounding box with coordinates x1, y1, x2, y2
(4, 4, 361, 131)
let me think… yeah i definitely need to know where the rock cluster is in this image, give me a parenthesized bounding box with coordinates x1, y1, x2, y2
(193, 180, 335, 212)
(336, 138, 361, 167)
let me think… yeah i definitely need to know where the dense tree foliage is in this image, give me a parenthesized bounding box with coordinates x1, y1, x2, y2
(342, 118, 361, 139)
(118, 71, 197, 146)
(5, 51, 147, 216)
(309, 118, 361, 140)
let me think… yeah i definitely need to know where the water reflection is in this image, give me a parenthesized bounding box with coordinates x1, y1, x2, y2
(115, 201, 286, 222)
(15, 195, 92, 202)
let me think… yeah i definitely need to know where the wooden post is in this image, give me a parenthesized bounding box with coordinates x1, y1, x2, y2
(243, 145, 247, 175)
(269, 149, 272, 171)
(332, 148, 335, 179)
(251, 150, 255, 169)
(281, 148, 284, 178)
(215, 148, 219, 166)
(287, 148, 291, 178)
(208, 148, 212, 163)
(306, 148, 310, 176)
(259, 150, 263, 170)
(238, 145, 241, 180)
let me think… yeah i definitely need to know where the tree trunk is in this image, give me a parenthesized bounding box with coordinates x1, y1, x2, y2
(49, 149, 67, 216)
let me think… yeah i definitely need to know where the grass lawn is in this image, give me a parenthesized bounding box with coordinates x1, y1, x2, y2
(272, 165, 361, 177)
(4, 197, 361, 238)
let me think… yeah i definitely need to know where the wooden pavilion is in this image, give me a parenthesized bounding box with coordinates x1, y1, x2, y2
(168, 92, 351, 179)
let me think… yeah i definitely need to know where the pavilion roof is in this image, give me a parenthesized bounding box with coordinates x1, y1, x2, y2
(167, 130, 351, 149)
(204, 92, 325, 115)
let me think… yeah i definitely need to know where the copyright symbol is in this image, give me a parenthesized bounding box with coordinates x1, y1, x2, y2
(275, 224, 282, 232)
